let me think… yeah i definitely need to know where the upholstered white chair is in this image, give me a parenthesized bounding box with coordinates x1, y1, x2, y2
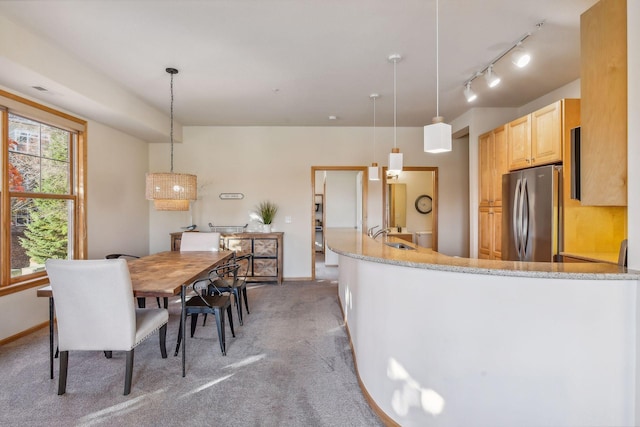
(180, 232, 221, 252)
(45, 259, 169, 395)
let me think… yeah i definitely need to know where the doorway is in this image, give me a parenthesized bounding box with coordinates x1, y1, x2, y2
(311, 166, 368, 280)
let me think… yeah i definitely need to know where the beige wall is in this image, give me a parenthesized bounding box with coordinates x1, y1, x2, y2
(148, 126, 470, 278)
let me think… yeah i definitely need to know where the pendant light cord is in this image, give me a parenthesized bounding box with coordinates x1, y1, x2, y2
(170, 71, 174, 173)
(373, 96, 377, 161)
(436, 0, 440, 118)
(393, 58, 397, 148)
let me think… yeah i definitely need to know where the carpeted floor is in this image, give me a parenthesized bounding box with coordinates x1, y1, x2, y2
(0, 280, 383, 427)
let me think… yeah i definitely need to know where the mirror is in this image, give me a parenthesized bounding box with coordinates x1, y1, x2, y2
(388, 183, 407, 228)
(383, 166, 438, 250)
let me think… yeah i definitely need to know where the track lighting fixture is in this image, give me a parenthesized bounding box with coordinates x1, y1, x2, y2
(464, 82, 477, 103)
(485, 65, 501, 88)
(461, 20, 544, 102)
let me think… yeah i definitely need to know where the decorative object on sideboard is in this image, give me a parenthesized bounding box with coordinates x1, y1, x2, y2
(145, 67, 197, 211)
(253, 201, 278, 233)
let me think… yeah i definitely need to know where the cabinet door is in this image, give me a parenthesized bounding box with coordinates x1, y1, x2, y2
(478, 131, 493, 206)
(491, 207, 502, 260)
(492, 125, 508, 205)
(254, 238, 277, 256)
(580, 0, 627, 206)
(226, 238, 252, 253)
(253, 259, 278, 276)
(507, 115, 531, 170)
(478, 207, 492, 259)
(531, 101, 562, 166)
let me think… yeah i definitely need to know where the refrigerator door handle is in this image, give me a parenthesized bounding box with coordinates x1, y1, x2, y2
(512, 178, 522, 259)
(521, 178, 530, 258)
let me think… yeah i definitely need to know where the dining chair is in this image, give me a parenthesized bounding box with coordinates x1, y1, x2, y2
(209, 252, 252, 325)
(180, 232, 221, 252)
(105, 253, 164, 308)
(45, 259, 168, 395)
(174, 263, 238, 376)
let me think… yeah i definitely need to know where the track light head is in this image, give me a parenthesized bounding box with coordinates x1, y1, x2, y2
(511, 46, 531, 68)
(485, 65, 501, 88)
(464, 82, 477, 103)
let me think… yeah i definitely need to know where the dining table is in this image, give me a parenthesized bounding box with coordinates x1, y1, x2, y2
(37, 250, 234, 378)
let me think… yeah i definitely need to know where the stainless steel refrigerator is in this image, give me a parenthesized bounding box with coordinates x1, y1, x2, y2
(502, 165, 562, 262)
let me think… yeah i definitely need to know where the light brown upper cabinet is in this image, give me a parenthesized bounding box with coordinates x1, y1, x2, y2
(508, 100, 579, 171)
(479, 125, 508, 206)
(580, 0, 627, 206)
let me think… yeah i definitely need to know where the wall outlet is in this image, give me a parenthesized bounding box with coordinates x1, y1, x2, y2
(285, 216, 292, 223)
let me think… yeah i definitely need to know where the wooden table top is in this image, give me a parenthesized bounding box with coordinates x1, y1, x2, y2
(37, 250, 234, 298)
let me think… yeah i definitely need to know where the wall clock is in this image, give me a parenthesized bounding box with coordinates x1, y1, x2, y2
(415, 194, 433, 214)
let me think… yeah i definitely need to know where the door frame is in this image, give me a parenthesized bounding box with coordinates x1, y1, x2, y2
(311, 166, 368, 280)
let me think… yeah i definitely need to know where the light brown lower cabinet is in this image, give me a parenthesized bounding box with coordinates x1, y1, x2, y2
(479, 206, 502, 260)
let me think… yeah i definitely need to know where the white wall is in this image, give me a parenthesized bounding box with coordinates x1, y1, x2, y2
(148, 126, 470, 278)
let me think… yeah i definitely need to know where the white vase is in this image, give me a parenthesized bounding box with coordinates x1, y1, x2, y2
(262, 224, 272, 233)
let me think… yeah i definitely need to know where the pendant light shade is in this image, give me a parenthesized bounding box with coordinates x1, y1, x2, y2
(424, 0, 452, 153)
(145, 67, 197, 211)
(388, 148, 403, 174)
(424, 117, 452, 153)
(388, 54, 403, 173)
(369, 93, 380, 181)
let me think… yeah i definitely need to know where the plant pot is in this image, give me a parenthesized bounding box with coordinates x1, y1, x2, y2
(262, 224, 272, 233)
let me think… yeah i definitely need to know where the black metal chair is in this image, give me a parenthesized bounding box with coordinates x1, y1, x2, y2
(174, 263, 239, 369)
(209, 253, 252, 325)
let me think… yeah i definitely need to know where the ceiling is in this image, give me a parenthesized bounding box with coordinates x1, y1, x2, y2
(0, 0, 598, 128)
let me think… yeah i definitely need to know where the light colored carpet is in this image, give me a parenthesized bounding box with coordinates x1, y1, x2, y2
(0, 281, 383, 427)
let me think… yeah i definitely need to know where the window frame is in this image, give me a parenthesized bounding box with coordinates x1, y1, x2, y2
(0, 90, 87, 295)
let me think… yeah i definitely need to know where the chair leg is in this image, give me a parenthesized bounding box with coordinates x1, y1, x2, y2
(104, 351, 113, 359)
(234, 289, 244, 326)
(243, 287, 250, 315)
(214, 308, 226, 356)
(136, 297, 146, 308)
(124, 349, 134, 395)
(159, 323, 167, 358)
(190, 314, 199, 337)
(58, 351, 69, 395)
(174, 316, 183, 357)
(227, 305, 235, 338)
(156, 297, 162, 308)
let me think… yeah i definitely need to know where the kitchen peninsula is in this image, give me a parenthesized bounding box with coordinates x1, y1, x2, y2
(327, 228, 639, 427)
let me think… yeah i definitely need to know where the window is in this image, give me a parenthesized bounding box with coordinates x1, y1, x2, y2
(1, 90, 87, 291)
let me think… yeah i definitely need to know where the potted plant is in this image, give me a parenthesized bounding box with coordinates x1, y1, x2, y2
(256, 200, 278, 232)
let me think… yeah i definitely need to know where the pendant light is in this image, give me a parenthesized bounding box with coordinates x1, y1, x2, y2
(424, 0, 452, 153)
(145, 68, 197, 211)
(368, 93, 381, 181)
(388, 54, 403, 174)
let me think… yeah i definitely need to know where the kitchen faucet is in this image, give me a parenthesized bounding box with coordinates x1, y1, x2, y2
(372, 228, 392, 239)
(367, 225, 380, 237)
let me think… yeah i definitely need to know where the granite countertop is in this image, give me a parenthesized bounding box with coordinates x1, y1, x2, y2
(326, 228, 640, 280)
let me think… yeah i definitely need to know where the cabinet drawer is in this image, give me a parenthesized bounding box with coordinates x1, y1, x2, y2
(253, 259, 277, 277)
(226, 238, 252, 253)
(254, 238, 277, 256)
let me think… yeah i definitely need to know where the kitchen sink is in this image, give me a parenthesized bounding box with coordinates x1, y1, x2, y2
(384, 242, 416, 250)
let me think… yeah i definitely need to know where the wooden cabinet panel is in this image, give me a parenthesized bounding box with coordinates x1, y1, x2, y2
(507, 115, 531, 170)
(492, 126, 507, 205)
(479, 131, 492, 206)
(531, 101, 562, 166)
(478, 206, 501, 260)
(580, 0, 627, 206)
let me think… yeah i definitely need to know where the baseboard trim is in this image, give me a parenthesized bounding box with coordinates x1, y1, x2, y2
(0, 320, 48, 346)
